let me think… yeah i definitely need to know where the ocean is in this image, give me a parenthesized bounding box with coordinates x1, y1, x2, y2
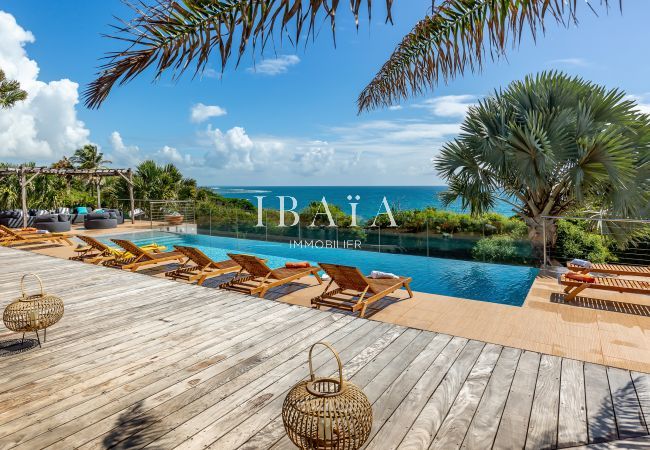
(211, 186, 516, 220)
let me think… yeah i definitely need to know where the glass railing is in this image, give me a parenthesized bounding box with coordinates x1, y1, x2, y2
(195, 208, 537, 266)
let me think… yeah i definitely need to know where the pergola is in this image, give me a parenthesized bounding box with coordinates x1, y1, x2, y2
(0, 167, 135, 227)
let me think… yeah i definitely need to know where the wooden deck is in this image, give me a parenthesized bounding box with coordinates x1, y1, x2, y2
(0, 247, 649, 449)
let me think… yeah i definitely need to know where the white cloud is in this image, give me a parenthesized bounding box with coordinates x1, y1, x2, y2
(201, 68, 219, 79)
(155, 145, 194, 166)
(190, 103, 227, 123)
(547, 58, 589, 67)
(413, 95, 477, 117)
(388, 105, 403, 111)
(293, 146, 335, 175)
(0, 11, 91, 161)
(626, 94, 650, 115)
(203, 125, 273, 171)
(247, 55, 300, 76)
(108, 131, 140, 167)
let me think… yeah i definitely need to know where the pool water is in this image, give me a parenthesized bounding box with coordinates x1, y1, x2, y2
(100, 231, 538, 306)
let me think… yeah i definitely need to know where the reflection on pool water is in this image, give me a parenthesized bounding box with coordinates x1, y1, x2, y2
(100, 231, 539, 307)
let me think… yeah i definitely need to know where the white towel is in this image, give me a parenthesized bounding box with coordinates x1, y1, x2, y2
(369, 270, 399, 279)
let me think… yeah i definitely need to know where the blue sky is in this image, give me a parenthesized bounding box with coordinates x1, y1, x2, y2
(1, 1, 649, 186)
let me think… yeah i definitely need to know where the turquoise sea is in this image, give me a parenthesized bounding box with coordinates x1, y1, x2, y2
(212, 186, 516, 220)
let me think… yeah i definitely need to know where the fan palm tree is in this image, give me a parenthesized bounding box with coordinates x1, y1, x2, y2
(70, 145, 112, 208)
(434, 71, 650, 254)
(84, 0, 618, 110)
(0, 69, 27, 109)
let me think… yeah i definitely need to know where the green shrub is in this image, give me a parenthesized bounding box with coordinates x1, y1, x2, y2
(554, 220, 616, 263)
(472, 235, 518, 262)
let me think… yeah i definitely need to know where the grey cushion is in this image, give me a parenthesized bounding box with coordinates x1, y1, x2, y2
(86, 212, 110, 220)
(36, 215, 58, 223)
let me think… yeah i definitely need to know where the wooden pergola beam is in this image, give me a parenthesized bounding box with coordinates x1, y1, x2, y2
(2, 166, 136, 226)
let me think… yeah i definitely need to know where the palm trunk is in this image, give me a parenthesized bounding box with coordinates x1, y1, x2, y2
(96, 182, 101, 209)
(524, 215, 556, 264)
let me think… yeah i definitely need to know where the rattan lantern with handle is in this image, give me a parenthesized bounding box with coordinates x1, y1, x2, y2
(3, 273, 64, 347)
(282, 341, 372, 450)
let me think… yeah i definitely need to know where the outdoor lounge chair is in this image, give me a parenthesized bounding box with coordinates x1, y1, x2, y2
(0, 225, 72, 247)
(70, 235, 165, 265)
(107, 239, 184, 271)
(164, 246, 240, 285)
(219, 253, 322, 298)
(312, 263, 413, 318)
(567, 262, 650, 277)
(560, 273, 650, 301)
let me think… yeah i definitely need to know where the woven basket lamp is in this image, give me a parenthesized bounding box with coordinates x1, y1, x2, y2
(282, 342, 372, 450)
(3, 273, 64, 347)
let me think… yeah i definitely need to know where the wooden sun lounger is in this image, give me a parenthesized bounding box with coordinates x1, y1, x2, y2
(70, 235, 165, 265)
(165, 246, 240, 285)
(0, 225, 72, 247)
(567, 262, 650, 277)
(219, 253, 322, 298)
(560, 274, 650, 301)
(70, 235, 118, 264)
(312, 263, 413, 318)
(107, 239, 184, 272)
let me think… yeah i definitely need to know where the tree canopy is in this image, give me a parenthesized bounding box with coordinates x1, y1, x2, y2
(434, 71, 650, 246)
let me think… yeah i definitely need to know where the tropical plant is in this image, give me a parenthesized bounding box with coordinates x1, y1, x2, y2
(70, 145, 112, 208)
(84, 0, 616, 110)
(0, 69, 27, 109)
(472, 235, 518, 262)
(554, 220, 615, 263)
(435, 72, 650, 254)
(110, 160, 197, 202)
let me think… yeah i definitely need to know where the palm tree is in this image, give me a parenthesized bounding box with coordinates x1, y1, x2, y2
(434, 72, 650, 254)
(84, 1, 617, 110)
(0, 69, 27, 109)
(70, 145, 112, 208)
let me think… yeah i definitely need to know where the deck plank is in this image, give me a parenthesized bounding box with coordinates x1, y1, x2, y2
(461, 347, 522, 449)
(585, 363, 618, 444)
(431, 343, 502, 449)
(525, 354, 562, 450)
(396, 339, 486, 449)
(631, 372, 650, 432)
(607, 367, 648, 439)
(493, 350, 541, 449)
(558, 358, 588, 447)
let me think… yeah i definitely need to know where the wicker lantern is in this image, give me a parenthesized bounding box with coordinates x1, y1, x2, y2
(3, 273, 64, 347)
(282, 342, 372, 450)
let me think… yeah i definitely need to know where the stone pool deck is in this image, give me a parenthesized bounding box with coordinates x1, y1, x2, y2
(12, 228, 650, 373)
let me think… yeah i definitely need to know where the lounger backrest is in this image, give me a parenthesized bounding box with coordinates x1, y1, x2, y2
(227, 253, 271, 277)
(111, 239, 152, 260)
(174, 245, 213, 267)
(318, 263, 370, 292)
(77, 235, 111, 252)
(0, 225, 21, 238)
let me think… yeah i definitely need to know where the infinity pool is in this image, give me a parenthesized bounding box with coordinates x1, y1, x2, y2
(101, 231, 538, 306)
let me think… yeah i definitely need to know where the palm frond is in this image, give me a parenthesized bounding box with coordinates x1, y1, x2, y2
(85, 0, 391, 108)
(0, 69, 28, 109)
(357, 0, 616, 112)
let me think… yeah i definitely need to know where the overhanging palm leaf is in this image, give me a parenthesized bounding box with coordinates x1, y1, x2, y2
(86, 0, 616, 110)
(84, 0, 392, 108)
(357, 0, 617, 112)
